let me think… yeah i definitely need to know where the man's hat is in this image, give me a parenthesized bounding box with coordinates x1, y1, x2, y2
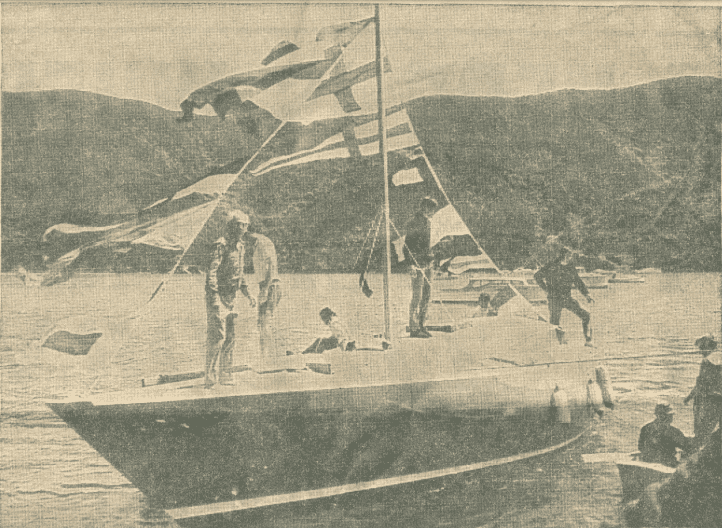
(420, 196, 438, 209)
(319, 307, 336, 323)
(654, 403, 674, 417)
(228, 210, 250, 225)
(695, 334, 717, 351)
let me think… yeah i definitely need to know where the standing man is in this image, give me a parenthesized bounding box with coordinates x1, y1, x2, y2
(405, 196, 438, 338)
(245, 230, 282, 356)
(684, 335, 722, 449)
(534, 247, 593, 345)
(205, 211, 256, 388)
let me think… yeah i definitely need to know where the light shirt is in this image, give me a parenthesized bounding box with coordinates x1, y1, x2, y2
(249, 233, 279, 288)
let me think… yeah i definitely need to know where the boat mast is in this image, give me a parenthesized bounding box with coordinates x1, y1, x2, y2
(375, 4, 392, 342)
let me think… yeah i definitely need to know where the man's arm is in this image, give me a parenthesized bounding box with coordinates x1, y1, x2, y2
(534, 265, 550, 292)
(238, 276, 256, 308)
(638, 426, 648, 452)
(684, 386, 697, 405)
(685, 363, 706, 404)
(572, 268, 590, 298)
(207, 243, 223, 292)
(672, 427, 693, 454)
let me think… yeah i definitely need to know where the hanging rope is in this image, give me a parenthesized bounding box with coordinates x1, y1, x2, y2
(402, 115, 550, 324)
(353, 208, 383, 271)
(388, 217, 456, 323)
(356, 208, 384, 298)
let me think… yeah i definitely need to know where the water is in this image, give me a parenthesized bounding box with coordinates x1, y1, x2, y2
(1, 272, 719, 527)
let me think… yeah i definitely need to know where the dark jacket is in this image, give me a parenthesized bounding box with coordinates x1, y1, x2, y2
(694, 353, 722, 400)
(405, 212, 433, 267)
(638, 420, 691, 467)
(534, 260, 589, 298)
(206, 237, 247, 300)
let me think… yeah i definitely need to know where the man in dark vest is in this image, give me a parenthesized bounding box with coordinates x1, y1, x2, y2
(205, 211, 257, 388)
(638, 402, 692, 467)
(684, 335, 722, 448)
(534, 247, 593, 345)
(404, 196, 438, 338)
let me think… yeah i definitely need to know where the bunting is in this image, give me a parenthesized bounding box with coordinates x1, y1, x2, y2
(180, 18, 377, 122)
(250, 107, 420, 175)
(39, 171, 240, 286)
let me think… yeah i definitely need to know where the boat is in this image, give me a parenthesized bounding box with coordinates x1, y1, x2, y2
(614, 453, 675, 503)
(609, 273, 645, 284)
(637, 268, 663, 274)
(432, 259, 547, 305)
(576, 268, 610, 289)
(582, 451, 675, 503)
(44, 9, 614, 526)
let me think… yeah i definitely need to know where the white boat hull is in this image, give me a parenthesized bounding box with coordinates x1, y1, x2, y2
(47, 319, 607, 524)
(432, 273, 547, 305)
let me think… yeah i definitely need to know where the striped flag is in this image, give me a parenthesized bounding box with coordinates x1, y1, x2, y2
(180, 18, 376, 121)
(40, 171, 240, 286)
(250, 107, 420, 175)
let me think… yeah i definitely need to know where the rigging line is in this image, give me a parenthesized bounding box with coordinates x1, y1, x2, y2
(144, 22, 381, 306)
(366, 208, 383, 274)
(405, 115, 548, 323)
(388, 217, 456, 323)
(139, 120, 289, 311)
(43, 121, 291, 344)
(353, 208, 383, 270)
(135, 18, 381, 311)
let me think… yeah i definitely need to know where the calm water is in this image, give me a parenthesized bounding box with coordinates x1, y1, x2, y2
(1, 272, 719, 528)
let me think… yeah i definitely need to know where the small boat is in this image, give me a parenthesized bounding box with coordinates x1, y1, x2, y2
(614, 453, 675, 503)
(576, 268, 610, 289)
(637, 268, 663, 274)
(433, 262, 547, 305)
(608, 274, 645, 284)
(582, 452, 675, 503)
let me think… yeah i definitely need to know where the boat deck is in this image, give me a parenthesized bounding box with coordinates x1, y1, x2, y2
(48, 316, 606, 409)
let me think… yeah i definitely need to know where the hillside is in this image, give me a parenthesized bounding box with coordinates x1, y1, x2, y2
(1, 90, 278, 270)
(2, 77, 720, 272)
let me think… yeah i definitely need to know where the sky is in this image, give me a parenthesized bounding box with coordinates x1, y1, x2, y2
(2, 3, 721, 118)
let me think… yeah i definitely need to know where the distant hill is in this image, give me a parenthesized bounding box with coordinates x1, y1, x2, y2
(2, 77, 720, 272)
(1, 90, 279, 270)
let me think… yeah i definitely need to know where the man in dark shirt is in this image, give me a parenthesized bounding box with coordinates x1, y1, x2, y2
(638, 403, 692, 467)
(684, 335, 722, 448)
(205, 211, 257, 388)
(405, 196, 438, 338)
(534, 248, 593, 345)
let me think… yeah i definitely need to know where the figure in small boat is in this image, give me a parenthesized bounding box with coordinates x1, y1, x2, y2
(638, 403, 693, 468)
(292, 307, 356, 355)
(534, 247, 594, 345)
(684, 334, 722, 449)
(624, 428, 721, 528)
(204, 211, 257, 388)
(245, 228, 282, 356)
(404, 196, 440, 339)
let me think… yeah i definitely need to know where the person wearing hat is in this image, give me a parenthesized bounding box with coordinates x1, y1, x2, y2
(638, 402, 692, 467)
(404, 196, 439, 338)
(534, 246, 594, 345)
(684, 335, 722, 448)
(292, 307, 355, 355)
(204, 210, 257, 388)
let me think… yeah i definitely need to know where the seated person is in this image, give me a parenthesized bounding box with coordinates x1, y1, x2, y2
(469, 293, 491, 318)
(290, 308, 356, 355)
(638, 403, 692, 467)
(487, 285, 516, 316)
